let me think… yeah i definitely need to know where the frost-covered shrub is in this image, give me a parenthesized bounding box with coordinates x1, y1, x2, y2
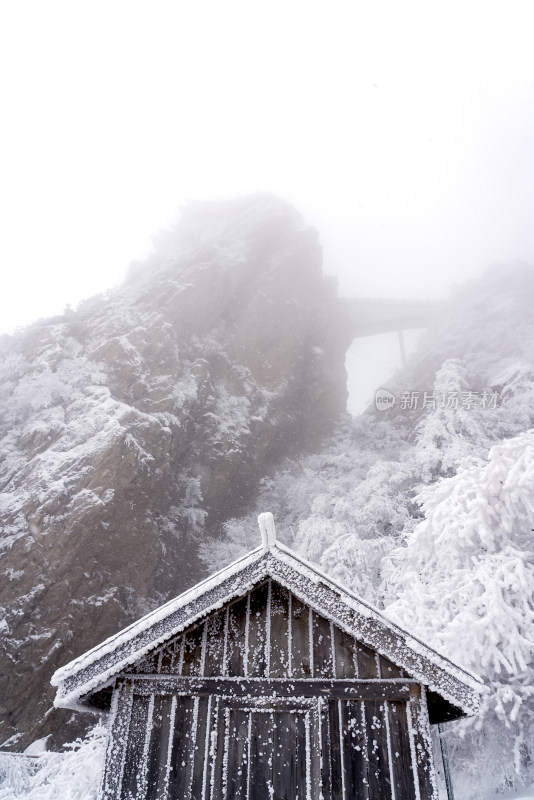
(0, 724, 106, 800)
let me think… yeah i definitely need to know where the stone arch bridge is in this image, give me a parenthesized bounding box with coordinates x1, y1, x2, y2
(342, 297, 443, 366)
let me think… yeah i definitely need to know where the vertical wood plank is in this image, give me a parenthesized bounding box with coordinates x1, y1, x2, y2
(204, 611, 225, 677)
(365, 700, 393, 800)
(305, 711, 313, 800)
(182, 626, 204, 676)
(269, 582, 290, 677)
(247, 582, 268, 677)
(408, 686, 439, 800)
(356, 643, 379, 678)
(272, 711, 298, 800)
(375, 652, 382, 677)
(244, 593, 251, 678)
(158, 637, 184, 674)
(318, 698, 332, 800)
(200, 623, 208, 676)
(328, 700, 343, 800)
(333, 627, 359, 678)
(162, 696, 177, 800)
(380, 655, 405, 679)
(210, 698, 226, 800)
(177, 636, 185, 675)
(309, 607, 315, 678)
(330, 622, 337, 678)
(250, 710, 274, 800)
(246, 713, 253, 800)
(222, 708, 230, 800)
(222, 608, 230, 677)
(295, 712, 308, 800)
(388, 701, 416, 800)
(383, 701, 396, 800)
(265, 580, 272, 675)
(100, 683, 134, 800)
(226, 709, 250, 799)
(167, 697, 196, 798)
(187, 697, 201, 797)
(341, 701, 369, 800)
(144, 695, 172, 800)
(290, 593, 311, 677)
(157, 642, 172, 674)
(138, 693, 156, 798)
(200, 695, 213, 800)
(337, 701, 346, 800)
(120, 693, 151, 800)
(226, 595, 248, 677)
(287, 591, 293, 677)
(190, 696, 211, 799)
(312, 611, 334, 678)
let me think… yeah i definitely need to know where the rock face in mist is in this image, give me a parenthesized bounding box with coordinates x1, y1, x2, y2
(0, 195, 353, 747)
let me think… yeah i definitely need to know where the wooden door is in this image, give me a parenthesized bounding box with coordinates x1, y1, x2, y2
(211, 698, 319, 800)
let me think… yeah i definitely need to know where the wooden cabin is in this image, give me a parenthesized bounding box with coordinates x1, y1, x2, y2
(52, 514, 482, 800)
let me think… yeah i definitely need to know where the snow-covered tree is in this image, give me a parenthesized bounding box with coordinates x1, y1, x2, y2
(413, 358, 493, 483)
(384, 430, 534, 791)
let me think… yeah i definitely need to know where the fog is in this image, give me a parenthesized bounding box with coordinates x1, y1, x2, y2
(1, 3, 533, 370)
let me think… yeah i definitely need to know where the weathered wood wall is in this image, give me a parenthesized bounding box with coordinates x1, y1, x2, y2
(127, 580, 405, 681)
(100, 580, 437, 799)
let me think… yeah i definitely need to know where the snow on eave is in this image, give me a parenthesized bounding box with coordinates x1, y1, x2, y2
(272, 542, 484, 691)
(53, 551, 279, 711)
(51, 544, 266, 688)
(52, 538, 484, 716)
(266, 545, 485, 716)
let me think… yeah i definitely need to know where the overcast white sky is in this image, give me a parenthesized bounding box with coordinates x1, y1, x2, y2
(1, 1, 533, 353)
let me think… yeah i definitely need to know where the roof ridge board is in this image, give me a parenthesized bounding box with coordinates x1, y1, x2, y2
(271, 544, 484, 688)
(52, 544, 267, 686)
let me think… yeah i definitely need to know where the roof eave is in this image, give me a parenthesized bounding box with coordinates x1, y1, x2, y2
(52, 542, 485, 717)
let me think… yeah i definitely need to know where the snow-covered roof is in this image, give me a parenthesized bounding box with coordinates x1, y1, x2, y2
(51, 513, 484, 715)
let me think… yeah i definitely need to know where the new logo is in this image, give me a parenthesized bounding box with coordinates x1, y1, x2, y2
(375, 388, 396, 411)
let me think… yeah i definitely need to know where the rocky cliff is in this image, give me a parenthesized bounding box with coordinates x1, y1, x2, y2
(0, 194, 353, 747)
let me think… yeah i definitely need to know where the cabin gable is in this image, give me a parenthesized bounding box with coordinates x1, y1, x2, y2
(58, 548, 480, 718)
(125, 580, 405, 683)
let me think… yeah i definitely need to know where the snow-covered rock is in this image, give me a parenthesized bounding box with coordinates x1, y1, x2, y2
(0, 194, 351, 749)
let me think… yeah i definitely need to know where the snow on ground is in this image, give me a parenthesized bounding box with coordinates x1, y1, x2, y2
(0, 725, 105, 800)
